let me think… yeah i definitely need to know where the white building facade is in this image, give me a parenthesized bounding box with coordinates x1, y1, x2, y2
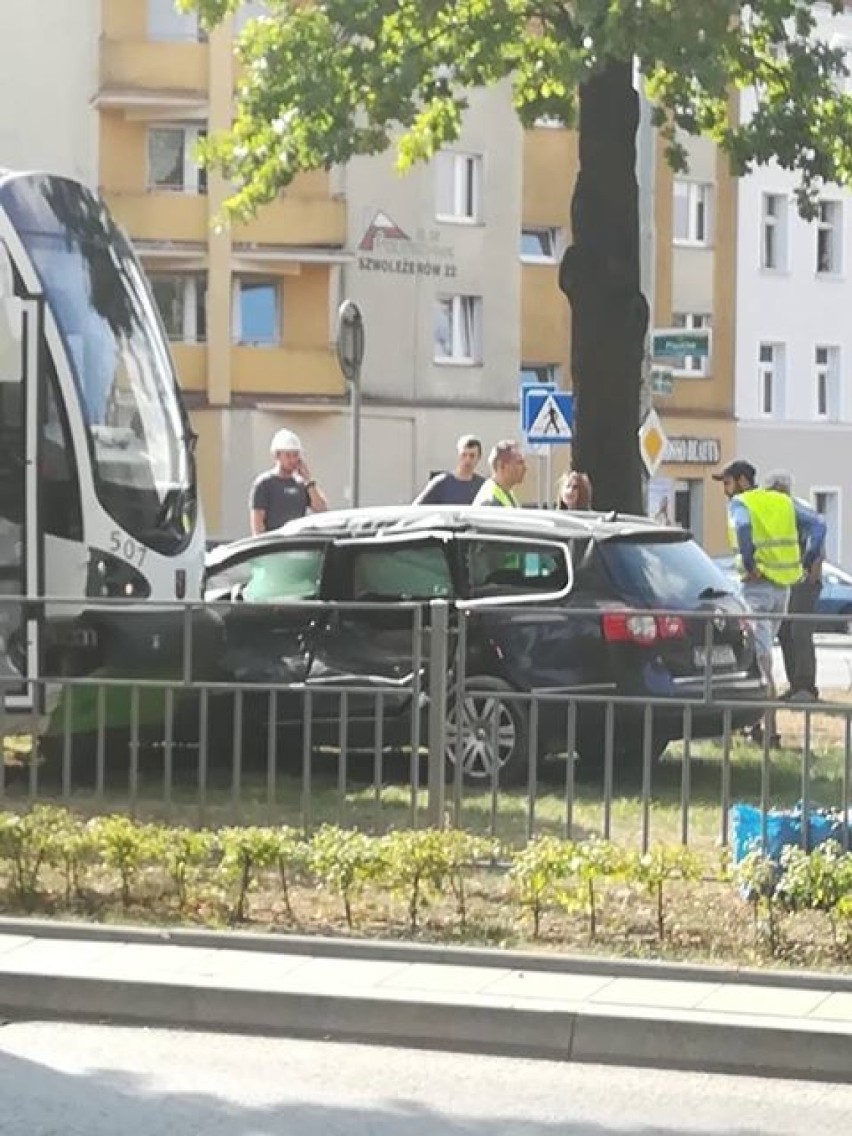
(735, 5, 852, 563)
(0, 0, 99, 184)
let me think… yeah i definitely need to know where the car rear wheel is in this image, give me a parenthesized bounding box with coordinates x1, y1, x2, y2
(444, 676, 529, 786)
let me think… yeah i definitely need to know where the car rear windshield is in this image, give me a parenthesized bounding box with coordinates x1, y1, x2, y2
(599, 536, 735, 608)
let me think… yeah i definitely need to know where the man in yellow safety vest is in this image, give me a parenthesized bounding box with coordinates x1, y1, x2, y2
(713, 459, 825, 747)
(472, 440, 527, 507)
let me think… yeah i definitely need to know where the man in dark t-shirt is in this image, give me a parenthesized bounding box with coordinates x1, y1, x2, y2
(249, 428, 329, 534)
(413, 434, 484, 505)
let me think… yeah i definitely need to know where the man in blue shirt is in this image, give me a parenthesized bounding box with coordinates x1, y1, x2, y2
(413, 434, 485, 505)
(765, 471, 827, 702)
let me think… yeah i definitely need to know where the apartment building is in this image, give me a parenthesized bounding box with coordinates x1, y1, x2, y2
(2, 0, 737, 542)
(99, 0, 350, 537)
(0, 0, 576, 533)
(734, 5, 852, 564)
(334, 89, 573, 507)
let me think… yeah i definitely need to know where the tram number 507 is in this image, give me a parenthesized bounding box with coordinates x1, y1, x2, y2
(110, 531, 147, 568)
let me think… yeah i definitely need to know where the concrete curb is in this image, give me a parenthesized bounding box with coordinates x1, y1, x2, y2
(0, 967, 849, 1083)
(0, 915, 850, 993)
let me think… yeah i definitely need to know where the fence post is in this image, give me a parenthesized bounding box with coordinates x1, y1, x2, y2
(426, 599, 449, 829)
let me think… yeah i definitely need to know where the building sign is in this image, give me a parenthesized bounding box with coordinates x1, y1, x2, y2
(357, 211, 457, 278)
(652, 328, 711, 358)
(664, 436, 721, 465)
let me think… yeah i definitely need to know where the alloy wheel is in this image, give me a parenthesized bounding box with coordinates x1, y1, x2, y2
(445, 694, 517, 780)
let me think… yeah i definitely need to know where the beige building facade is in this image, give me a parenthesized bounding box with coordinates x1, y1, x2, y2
(651, 134, 738, 554)
(91, 2, 579, 535)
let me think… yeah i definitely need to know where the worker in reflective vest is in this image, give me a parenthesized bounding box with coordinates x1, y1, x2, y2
(473, 440, 527, 507)
(714, 459, 825, 748)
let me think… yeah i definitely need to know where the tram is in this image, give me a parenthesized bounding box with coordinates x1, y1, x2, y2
(0, 170, 206, 717)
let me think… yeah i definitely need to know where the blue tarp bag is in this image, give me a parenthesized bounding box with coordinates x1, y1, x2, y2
(731, 802, 847, 865)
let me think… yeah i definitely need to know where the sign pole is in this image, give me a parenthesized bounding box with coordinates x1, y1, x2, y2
(335, 300, 366, 508)
(545, 447, 553, 509)
(350, 375, 362, 508)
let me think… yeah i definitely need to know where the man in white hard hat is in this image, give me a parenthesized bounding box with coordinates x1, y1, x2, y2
(249, 428, 328, 534)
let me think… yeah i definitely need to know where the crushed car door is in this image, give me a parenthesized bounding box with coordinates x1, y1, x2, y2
(306, 533, 457, 730)
(203, 539, 331, 689)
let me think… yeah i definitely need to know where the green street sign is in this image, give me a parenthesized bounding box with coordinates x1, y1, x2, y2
(652, 328, 710, 359)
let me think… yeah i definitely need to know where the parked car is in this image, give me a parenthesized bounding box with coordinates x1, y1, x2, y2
(713, 555, 852, 635)
(194, 506, 765, 783)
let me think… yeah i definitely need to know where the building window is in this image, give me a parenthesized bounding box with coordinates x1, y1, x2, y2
(434, 295, 482, 364)
(758, 342, 785, 417)
(520, 227, 562, 262)
(148, 125, 208, 194)
(147, 0, 201, 41)
(670, 313, 711, 376)
(814, 345, 841, 420)
(816, 201, 842, 274)
(436, 152, 482, 222)
(150, 275, 207, 343)
(520, 364, 561, 385)
(673, 180, 712, 245)
(761, 193, 788, 271)
(233, 279, 280, 345)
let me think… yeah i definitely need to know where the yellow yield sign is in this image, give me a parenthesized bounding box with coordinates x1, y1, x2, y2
(638, 409, 669, 476)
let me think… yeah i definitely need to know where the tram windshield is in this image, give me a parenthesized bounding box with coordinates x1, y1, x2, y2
(0, 173, 196, 554)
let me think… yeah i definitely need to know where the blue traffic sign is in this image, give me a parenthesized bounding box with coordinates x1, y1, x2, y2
(524, 390, 574, 445)
(520, 380, 556, 433)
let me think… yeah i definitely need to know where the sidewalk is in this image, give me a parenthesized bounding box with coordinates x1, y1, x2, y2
(0, 918, 849, 1082)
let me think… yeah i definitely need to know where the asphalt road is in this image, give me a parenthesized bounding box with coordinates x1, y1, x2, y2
(0, 1022, 850, 1135)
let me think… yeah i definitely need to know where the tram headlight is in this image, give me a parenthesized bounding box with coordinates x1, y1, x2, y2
(86, 550, 151, 600)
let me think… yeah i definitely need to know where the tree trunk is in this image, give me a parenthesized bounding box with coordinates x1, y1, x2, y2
(559, 59, 648, 514)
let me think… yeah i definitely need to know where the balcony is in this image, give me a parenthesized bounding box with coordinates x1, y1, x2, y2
(232, 347, 345, 398)
(104, 191, 209, 244)
(170, 344, 207, 393)
(97, 38, 208, 110)
(233, 196, 346, 249)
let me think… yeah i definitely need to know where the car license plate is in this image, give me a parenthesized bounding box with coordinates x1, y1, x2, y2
(694, 645, 736, 668)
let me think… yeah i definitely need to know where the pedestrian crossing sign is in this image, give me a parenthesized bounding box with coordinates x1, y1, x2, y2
(524, 391, 574, 445)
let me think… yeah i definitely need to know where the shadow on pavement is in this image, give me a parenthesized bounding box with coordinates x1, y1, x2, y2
(0, 1024, 842, 1136)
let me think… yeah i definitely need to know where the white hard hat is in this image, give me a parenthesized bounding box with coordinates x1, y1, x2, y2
(270, 428, 302, 454)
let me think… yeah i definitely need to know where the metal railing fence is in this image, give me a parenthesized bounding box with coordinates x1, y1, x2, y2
(0, 594, 849, 854)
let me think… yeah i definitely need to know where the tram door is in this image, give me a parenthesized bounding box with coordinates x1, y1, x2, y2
(0, 244, 39, 708)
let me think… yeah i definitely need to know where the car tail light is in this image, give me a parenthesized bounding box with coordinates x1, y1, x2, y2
(656, 615, 687, 639)
(601, 611, 686, 645)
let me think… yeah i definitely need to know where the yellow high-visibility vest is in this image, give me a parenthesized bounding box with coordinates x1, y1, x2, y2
(729, 488, 802, 586)
(474, 479, 519, 507)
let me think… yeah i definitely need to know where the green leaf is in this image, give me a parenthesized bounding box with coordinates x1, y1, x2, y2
(181, 0, 852, 218)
